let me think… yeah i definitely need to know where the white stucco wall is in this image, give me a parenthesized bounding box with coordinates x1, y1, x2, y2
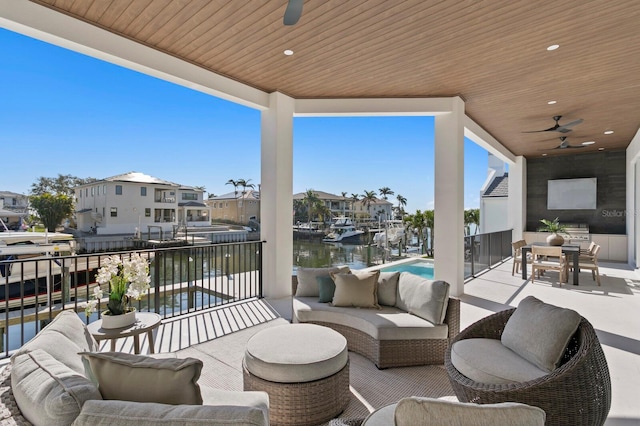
(480, 198, 509, 233)
(626, 128, 640, 267)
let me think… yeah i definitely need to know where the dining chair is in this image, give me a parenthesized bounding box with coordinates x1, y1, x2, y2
(531, 246, 567, 285)
(579, 241, 597, 259)
(576, 244, 602, 286)
(511, 240, 529, 276)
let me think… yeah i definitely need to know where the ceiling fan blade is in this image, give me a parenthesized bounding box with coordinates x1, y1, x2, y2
(560, 118, 584, 129)
(283, 0, 304, 25)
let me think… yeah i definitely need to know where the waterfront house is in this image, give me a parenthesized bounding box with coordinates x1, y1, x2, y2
(293, 190, 393, 223)
(74, 171, 210, 236)
(206, 189, 260, 224)
(0, 192, 28, 230)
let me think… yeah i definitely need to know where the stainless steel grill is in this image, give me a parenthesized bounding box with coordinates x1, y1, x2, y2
(560, 224, 590, 243)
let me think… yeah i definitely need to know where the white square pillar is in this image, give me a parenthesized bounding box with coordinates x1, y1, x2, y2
(508, 156, 527, 241)
(434, 97, 465, 296)
(260, 92, 294, 298)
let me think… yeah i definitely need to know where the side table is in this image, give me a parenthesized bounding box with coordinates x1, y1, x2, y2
(87, 312, 162, 354)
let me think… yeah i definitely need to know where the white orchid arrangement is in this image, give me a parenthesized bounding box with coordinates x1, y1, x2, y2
(85, 253, 151, 317)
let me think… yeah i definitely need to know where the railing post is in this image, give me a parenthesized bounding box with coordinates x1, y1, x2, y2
(153, 251, 162, 314)
(258, 241, 263, 298)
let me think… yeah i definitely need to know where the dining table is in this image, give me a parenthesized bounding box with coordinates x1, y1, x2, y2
(521, 242, 580, 285)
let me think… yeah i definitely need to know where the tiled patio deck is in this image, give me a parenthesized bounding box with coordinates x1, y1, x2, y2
(13, 259, 639, 424)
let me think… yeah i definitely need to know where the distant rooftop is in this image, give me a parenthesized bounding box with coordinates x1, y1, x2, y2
(482, 173, 509, 198)
(74, 171, 198, 188)
(209, 190, 260, 201)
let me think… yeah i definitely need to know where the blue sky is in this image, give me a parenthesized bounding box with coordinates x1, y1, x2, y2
(0, 29, 490, 213)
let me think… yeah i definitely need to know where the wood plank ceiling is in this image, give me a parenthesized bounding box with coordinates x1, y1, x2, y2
(31, 0, 640, 158)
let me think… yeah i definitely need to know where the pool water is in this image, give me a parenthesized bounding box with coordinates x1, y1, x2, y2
(380, 259, 434, 279)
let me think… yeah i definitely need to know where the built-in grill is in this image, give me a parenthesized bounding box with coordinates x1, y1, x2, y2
(560, 223, 591, 245)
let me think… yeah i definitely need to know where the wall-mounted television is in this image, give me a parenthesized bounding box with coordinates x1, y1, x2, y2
(547, 178, 597, 210)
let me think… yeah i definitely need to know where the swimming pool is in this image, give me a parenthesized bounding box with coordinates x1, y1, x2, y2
(379, 259, 434, 279)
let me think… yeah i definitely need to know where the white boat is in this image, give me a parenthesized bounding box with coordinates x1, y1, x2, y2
(0, 231, 100, 305)
(323, 217, 364, 243)
(373, 221, 405, 247)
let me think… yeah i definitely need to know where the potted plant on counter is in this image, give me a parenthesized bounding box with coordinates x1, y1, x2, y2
(539, 217, 566, 246)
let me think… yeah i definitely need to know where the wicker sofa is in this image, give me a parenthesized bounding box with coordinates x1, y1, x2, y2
(3, 310, 269, 426)
(292, 269, 460, 369)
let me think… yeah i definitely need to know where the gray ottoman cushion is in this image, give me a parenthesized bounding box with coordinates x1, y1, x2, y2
(244, 324, 348, 383)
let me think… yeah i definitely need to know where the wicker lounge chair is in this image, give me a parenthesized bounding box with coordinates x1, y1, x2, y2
(444, 308, 611, 426)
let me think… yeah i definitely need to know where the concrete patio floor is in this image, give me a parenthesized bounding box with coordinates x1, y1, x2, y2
(87, 258, 640, 424)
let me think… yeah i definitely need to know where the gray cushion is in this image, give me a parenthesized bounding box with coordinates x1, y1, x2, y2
(396, 273, 450, 324)
(293, 297, 448, 340)
(11, 310, 98, 374)
(450, 338, 548, 384)
(317, 275, 336, 303)
(295, 266, 350, 297)
(331, 270, 380, 308)
(244, 324, 348, 383)
(502, 296, 581, 372)
(200, 386, 269, 420)
(72, 399, 267, 426)
(394, 397, 546, 426)
(11, 349, 102, 426)
(79, 352, 203, 405)
(362, 403, 396, 426)
(377, 271, 400, 306)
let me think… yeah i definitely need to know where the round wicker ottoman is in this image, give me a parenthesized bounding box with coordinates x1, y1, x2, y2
(243, 324, 350, 426)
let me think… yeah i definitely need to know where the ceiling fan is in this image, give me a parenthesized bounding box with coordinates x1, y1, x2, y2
(541, 136, 586, 151)
(283, 0, 304, 25)
(523, 115, 584, 134)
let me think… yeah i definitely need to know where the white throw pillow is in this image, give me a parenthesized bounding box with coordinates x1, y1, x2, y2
(396, 273, 450, 324)
(377, 271, 400, 306)
(394, 397, 546, 426)
(501, 296, 581, 372)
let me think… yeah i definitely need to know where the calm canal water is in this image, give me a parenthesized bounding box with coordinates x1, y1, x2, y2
(293, 239, 393, 271)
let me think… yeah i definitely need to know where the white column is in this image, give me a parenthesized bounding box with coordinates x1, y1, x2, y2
(434, 97, 465, 296)
(508, 156, 527, 241)
(260, 92, 294, 298)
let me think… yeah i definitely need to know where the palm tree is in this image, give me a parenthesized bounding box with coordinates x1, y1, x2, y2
(396, 194, 407, 220)
(463, 208, 480, 235)
(303, 189, 320, 224)
(237, 178, 255, 223)
(361, 190, 378, 220)
(350, 193, 360, 221)
(225, 179, 239, 221)
(423, 209, 435, 256)
(379, 187, 394, 200)
(404, 211, 427, 255)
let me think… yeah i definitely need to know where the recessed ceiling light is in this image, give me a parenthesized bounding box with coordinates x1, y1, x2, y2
(604, 130, 614, 135)
(547, 100, 557, 105)
(599, 147, 605, 151)
(542, 153, 548, 156)
(283, 49, 294, 56)
(581, 141, 595, 146)
(547, 44, 560, 51)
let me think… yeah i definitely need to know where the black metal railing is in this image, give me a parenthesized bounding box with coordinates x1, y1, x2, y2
(0, 241, 263, 359)
(464, 229, 513, 279)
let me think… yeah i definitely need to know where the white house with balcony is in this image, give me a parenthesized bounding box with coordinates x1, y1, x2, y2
(74, 171, 210, 235)
(479, 154, 509, 234)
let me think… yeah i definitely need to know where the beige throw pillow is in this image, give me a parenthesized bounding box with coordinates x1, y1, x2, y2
(79, 352, 203, 405)
(377, 271, 400, 306)
(331, 270, 380, 308)
(501, 296, 581, 372)
(295, 266, 350, 297)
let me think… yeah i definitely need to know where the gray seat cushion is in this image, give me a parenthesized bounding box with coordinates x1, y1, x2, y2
(450, 338, 548, 384)
(244, 323, 348, 383)
(293, 297, 448, 340)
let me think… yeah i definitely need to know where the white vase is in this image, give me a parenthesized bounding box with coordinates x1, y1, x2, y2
(101, 308, 136, 329)
(546, 233, 565, 246)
